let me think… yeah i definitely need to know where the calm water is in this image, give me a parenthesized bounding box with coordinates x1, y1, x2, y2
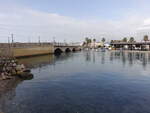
(1, 51, 150, 113)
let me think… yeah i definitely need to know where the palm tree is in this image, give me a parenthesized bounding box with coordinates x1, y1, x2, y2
(82, 42, 86, 46)
(110, 40, 114, 43)
(143, 35, 149, 42)
(101, 38, 105, 43)
(93, 39, 96, 48)
(93, 39, 96, 42)
(129, 37, 135, 43)
(85, 37, 92, 47)
(85, 37, 89, 44)
(88, 39, 92, 44)
(122, 37, 127, 42)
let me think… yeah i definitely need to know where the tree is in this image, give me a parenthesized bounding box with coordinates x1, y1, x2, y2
(129, 37, 135, 43)
(122, 37, 127, 42)
(143, 35, 149, 42)
(93, 39, 96, 48)
(101, 38, 105, 43)
(85, 37, 92, 47)
(88, 39, 92, 43)
(93, 38, 96, 42)
(82, 42, 86, 46)
(110, 40, 114, 43)
(85, 37, 89, 44)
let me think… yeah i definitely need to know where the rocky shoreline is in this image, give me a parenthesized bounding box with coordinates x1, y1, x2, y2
(0, 57, 31, 80)
(0, 58, 33, 113)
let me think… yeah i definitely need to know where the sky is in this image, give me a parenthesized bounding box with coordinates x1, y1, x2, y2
(0, 0, 150, 42)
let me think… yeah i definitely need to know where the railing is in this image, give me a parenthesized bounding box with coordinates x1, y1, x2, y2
(53, 42, 80, 47)
(0, 42, 80, 48)
(0, 43, 53, 48)
(110, 42, 150, 45)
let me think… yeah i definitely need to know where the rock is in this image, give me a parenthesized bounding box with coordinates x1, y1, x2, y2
(19, 72, 33, 80)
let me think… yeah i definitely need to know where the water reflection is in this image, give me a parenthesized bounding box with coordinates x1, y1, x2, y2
(85, 51, 91, 62)
(101, 52, 105, 64)
(12, 51, 150, 73)
(110, 51, 150, 68)
(0, 53, 75, 113)
(2, 51, 150, 113)
(0, 78, 22, 113)
(18, 53, 74, 69)
(18, 55, 55, 69)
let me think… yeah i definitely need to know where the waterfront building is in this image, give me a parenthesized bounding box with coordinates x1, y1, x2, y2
(110, 42, 150, 51)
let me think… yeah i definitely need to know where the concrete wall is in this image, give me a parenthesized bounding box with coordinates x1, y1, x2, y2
(0, 43, 81, 58)
(13, 46, 54, 58)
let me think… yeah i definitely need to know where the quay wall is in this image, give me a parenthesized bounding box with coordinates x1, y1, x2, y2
(12, 46, 54, 58)
(0, 43, 81, 58)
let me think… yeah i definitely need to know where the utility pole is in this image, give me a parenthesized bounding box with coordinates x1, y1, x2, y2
(64, 39, 66, 46)
(53, 37, 55, 43)
(53, 36, 55, 46)
(8, 37, 11, 57)
(11, 34, 14, 57)
(38, 36, 40, 43)
(28, 37, 31, 43)
(38, 36, 41, 46)
(8, 37, 10, 44)
(11, 34, 14, 47)
(8, 37, 10, 48)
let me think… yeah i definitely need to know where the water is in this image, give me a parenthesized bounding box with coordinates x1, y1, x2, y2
(1, 51, 150, 113)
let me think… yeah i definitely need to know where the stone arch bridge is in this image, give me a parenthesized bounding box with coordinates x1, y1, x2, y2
(54, 45, 81, 54)
(0, 43, 82, 58)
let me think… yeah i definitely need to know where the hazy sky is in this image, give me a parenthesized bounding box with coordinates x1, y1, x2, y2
(0, 0, 150, 42)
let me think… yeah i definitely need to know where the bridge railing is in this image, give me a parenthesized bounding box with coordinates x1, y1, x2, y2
(53, 42, 81, 47)
(0, 43, 53, 48)
(0, 42, 80, 48)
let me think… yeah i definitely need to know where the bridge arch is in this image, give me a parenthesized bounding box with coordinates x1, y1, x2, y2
(65, 48, 71, 53)
(54, 48, 63, 55)
(72, 48, 76, 52)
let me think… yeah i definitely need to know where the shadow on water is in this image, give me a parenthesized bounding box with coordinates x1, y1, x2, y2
(17, 55, 55, 69)
(0, 77, 23, 113)
(18, 53, 74, 69)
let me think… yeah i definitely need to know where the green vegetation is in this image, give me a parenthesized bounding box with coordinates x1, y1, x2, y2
(83, 37, 106, 47)
(101, 38, 105, 43)
(122, 37, 127, 42)
(129, 37, 135, 43)
(93, 38, 96, 43)
(143, 35, 149, 42)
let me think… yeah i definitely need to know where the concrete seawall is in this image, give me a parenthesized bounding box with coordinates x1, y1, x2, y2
(13, 46, 54, 58)
(0, 43, 81, 58)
